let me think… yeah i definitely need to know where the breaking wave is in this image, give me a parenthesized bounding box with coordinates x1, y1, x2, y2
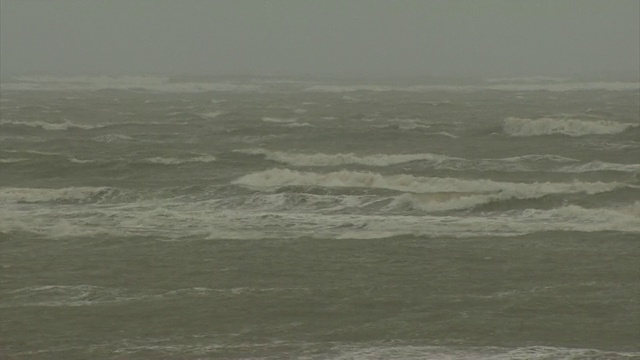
(503, 117, 638, 137)
(233, 168, 621, 195)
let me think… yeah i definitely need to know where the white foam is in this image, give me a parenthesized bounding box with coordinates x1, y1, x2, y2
(200, 111, 225, 119)
(142, 155, 217, 165)
(210, 192, 376, 213)
(261, 117, 298, 123)
(92, 134, 134, 143)
(3, 149, 62, 156)
(434, 131, 459, 138)
(392, 118, 432, 130)
(503, 117, 638, 137)
(500, 154, 579, 163)
(2, 195, 638, 240)
(68, 157, 98, 164)
(1, 285, 119, 307)
(237, 149, 458, 167)
(0, 158, 27, 163)
(388, 192, 503, 212)
(1, 119, 107, 131)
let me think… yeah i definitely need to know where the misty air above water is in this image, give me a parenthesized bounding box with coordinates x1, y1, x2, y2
(1, 1, 639, 359)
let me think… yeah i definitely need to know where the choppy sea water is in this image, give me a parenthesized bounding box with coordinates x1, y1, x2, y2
(1, 76, 639, 359)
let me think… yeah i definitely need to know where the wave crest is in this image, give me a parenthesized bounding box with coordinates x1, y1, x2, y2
(237, 149, 456, 167)
(503, 117, 637, 137)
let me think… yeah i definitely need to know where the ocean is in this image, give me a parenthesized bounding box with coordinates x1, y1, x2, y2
(1, 76, 639, 359)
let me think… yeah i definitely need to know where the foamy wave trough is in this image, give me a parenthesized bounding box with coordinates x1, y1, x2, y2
(231, 168, 631, 212)
(2, 200, 638, 240)
(0, 186, 116, 203)
(236, 149, 590, 171)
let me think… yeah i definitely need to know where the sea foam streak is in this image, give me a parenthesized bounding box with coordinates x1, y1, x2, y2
(503, 117, 638, 137)
(0, 186, 117, 204)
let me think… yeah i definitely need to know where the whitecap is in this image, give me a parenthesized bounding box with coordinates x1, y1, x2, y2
(503, 117, 638, 137)
(233, 168, 621, 196)
(141, 155, 216, 165)
(1, 119, 107, 131)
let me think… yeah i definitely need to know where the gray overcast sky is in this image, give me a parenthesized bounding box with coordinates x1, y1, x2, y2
(1, 0, 639, 79)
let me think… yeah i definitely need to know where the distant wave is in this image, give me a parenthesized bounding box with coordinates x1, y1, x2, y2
(261, 117, 298, 123)
(4, 76, 637, 93)
(0, 186, 117, 204)
(261, 117, 312, 127)
(92, 134, 135, 143)
(503, 117, 638, 137)
(0, 119, 107, 131)
(236, 149, 587, 172)
(200, 111, 225, 119)
(2, 76, 263, 92)
(305, 81, 640, 93)
(141, 156, 217, 165)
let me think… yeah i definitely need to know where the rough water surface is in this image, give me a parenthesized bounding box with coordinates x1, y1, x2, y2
(1, 76, 639, 359)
